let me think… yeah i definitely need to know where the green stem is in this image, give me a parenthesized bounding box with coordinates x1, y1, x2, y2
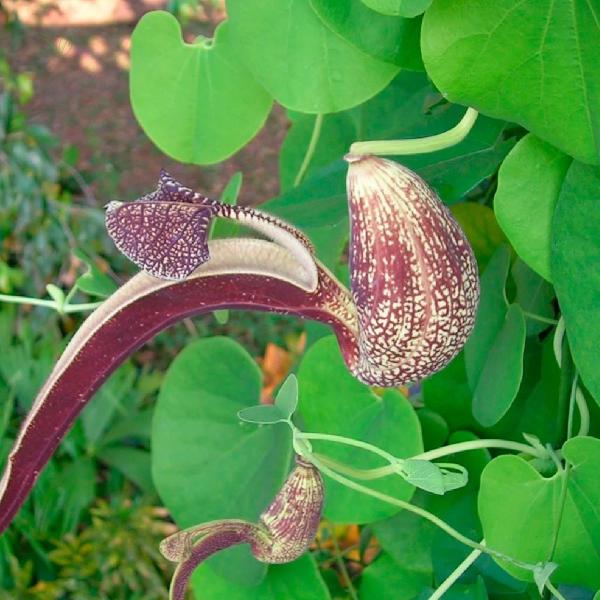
(312, 453, 396, 480)
(294, 113, 323, 187)
(575, 387, 590, 437)
(429, 544, 483, 600)
(566, 376, 578, 440)
(553, 317, 566, 367)
(414, 438, 545, 461)
(349, 108, 478, 156)
(327, 521, 358, 600)
(297, 432, 399, 465)
(555, 326, 575, 443)
(545, 580, 568, 600)
(63, 302, 103, 313)
(0, 293, 102, 314)
(299, 432, 545, 468)
(522, 311, 559, 326)
(307, 454, 539, 573)
(0, 294, 57, 309)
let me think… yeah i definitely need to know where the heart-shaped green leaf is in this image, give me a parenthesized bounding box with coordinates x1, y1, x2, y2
(152, 337, 292, 586)
(310, 0, 423, 68)
(226, 0, 399, 113)
(422, 0, 600, 164)
(495, 134, 572, 282)
(479, 436, 600, 588)
(297, 336, 422, 523)
(552, 161, 600, 406)
(130, 11, 272, 164)
(192, 553, 330, 600)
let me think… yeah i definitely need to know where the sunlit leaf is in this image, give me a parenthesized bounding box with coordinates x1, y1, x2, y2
(422, 0, 600, 164)
(552, 161, 600, 406)
(131, 12, 272, 164)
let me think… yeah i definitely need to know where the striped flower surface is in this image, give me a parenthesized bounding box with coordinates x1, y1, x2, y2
(160, 456, 324, 600)
(0, 155, 479, 534)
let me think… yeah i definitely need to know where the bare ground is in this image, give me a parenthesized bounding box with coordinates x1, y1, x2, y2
(4, 0, 287, 206)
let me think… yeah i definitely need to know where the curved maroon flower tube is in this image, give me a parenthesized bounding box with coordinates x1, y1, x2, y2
(0, 156, 479, 535)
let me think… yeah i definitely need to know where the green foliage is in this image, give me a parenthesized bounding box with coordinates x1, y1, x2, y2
(227, 0, 399, 113)
(421, 0, 600, 164)
(152, 337, 292, 586)
(479, 437, 600, 588)
(298, 337, 422, 523)
(465, 247, 526, 426)
(495, 135, 572, 282)
(191, 554, 330, 600)
(552, 161, 600, 406)
(5, 1, 600, 598)
(361, 0, 432, 18)
(309, 0, 423, 68)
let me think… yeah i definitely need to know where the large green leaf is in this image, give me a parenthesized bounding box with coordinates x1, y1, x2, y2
(552, 161, 600, 406)
(361, 0, 432, 18)
(495, 134, 572, 282)
(479, 436, 600, 588)
(422, 0, 600, 164)
(130, 12, 272, 164)
(192, 554, 330, 600)
(465, 246, 526, 426)
(297, 336, 422, 523)
(153, 337, 292, 586)
(310, 0, 423, 68)
(227, 0, 399, 113)
(372, 491, 436, 577)
(359, 552, 431, 600)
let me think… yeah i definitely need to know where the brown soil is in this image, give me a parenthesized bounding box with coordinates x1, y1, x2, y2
(4, 0, 288, 206)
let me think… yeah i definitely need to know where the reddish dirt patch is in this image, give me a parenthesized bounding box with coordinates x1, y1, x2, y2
(5, 0, 288, 206)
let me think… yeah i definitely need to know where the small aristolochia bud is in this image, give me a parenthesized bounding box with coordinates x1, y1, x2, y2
(252, 456, 324, 563)
(345, 154, 479, 386)
(160, 457, 324, 600)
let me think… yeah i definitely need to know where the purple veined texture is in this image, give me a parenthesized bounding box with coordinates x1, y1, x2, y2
(160, 457, 324, 600)
(106, 170, 317, 284)
(0, 159, 481, 535)
(345, 154, 479, 386)
(0, 239, 356, 535)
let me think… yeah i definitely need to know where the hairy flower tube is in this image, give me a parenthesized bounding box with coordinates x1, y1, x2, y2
(0, 156, 479, 533)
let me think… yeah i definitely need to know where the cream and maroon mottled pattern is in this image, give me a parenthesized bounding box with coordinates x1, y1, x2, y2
(346, 155, 479, 386)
